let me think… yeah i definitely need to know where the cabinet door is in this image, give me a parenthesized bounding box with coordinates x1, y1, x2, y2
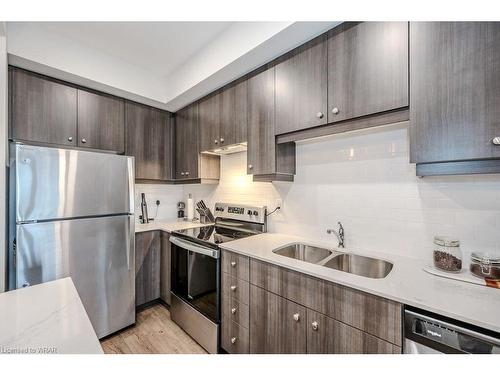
(77, 90, 125, 152)
(410, 22, 500, 164)
(160, 232, 171, 306)
(135, 231, 161, 306)
(198, 94, 220, 152)
(327, 22, 409, 123)
(247, 68, 276, 175)
(10, 68, 77, 146)
(275, 35, 328, 135)
(175, 103, 199, 179)
(125, 102, 173, 180)
(249, 285, 306, 354)
(306, 309, 400, 354)
(220, 80, 248, 145)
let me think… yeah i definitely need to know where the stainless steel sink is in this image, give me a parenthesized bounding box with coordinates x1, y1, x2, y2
(273, 243, 333, 264)
(324, 253, 393, 279)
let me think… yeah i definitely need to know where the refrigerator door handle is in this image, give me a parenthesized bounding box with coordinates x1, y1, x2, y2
(127, 157, 135, 215)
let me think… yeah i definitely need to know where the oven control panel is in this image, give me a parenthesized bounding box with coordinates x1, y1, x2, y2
(214, 202, 266, 224)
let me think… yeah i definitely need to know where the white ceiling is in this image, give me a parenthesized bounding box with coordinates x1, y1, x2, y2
(37, 22, 234, 77)
(7, 21, 340, 111)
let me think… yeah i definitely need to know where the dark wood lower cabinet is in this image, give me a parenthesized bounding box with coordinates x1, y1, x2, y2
(159, 232, 171, 306)
(249, 285, 307, 354)
(135, 231, 161, 306)
(306, 309, 401, 354)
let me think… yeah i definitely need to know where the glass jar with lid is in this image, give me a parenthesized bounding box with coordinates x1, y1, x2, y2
(433, 236, 462, 272)
(470, 252, 500, 280)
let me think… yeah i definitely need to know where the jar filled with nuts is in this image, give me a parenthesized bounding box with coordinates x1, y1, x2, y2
(433, 236, 462, 272)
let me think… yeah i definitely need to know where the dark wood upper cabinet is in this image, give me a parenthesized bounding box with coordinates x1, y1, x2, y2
(198, 93, 221, 152)
(275, 35, 328, 135)
(175, 103, 200, 179)
(410, 22, 500, 167)
(327, 22, 409, 123)
(125, 101, 173, 181)
(10, 68, 77, 146)
(249, 285, 307, 354)
(220, 79, 248, 145)
(247, 68, 295, 181)
(247, 68, 276, 176)
(77, 90, 125, 153)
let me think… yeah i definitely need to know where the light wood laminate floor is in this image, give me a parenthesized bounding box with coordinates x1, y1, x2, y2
(101, 303, 207, 354)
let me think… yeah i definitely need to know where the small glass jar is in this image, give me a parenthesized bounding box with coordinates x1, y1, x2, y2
(470, 252, 500, 280)
(433, 236, 462, 272)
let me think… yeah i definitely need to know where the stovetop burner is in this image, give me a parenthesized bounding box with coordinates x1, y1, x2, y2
(173, 224, 257, 247)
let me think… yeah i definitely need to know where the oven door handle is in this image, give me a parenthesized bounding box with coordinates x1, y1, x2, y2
(169, 236, 219, 259)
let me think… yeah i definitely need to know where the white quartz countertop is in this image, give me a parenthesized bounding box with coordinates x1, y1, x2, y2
(220, 233, 500, 334)
(0, 278, 103, 354)
(135, 219, 209, 233)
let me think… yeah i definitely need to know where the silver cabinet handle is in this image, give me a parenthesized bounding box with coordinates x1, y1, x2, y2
(81, 138, 87, 144)
(316, 112, 324, 119)
(180, 172, 185, 176)
(185, 171, 190, 176)
(220, 137, 225, 143)
(214, 139, 219, 144)
(231, 337, 237, 344)
(230, 261, 237, 267)
(493, 137, 500, 145)
(231, 307, 237, 314)
(248, 164, 253, 170)
(331, 107, 339, 115)
(67, 136, 73, 142)
(293, 313, 300, 322)
(311, 321, 319, 331)
(230, 285, 237, 291)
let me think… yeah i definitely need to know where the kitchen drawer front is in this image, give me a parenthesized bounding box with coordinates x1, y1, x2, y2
(222, 273, 249, 304)
(222, 250, 249, 281)
(307, 309, 401, 354)
(249, 258, 402, 345)
(221, 319, 249, 354)
(222, 292, 249, 329)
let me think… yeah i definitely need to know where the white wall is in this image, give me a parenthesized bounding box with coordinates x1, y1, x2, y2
(184, 122, 500, 263)
(134, 184, 184, 222)
(0, 23, 7, 292)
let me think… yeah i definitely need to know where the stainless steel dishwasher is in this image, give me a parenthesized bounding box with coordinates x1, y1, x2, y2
(404, 307, 500, 354)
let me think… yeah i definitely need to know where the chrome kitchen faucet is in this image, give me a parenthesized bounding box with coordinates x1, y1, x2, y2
(327, 221, 345, 248)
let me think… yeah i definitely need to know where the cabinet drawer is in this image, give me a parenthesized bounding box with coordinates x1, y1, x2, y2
(307, 309, 401, 354)
(221, 319, 249, 354)
(249, 258, 402, 345)
(222, 293, 249, 328)
(222, 250, 249, 281)
(222, 273, 249, 304)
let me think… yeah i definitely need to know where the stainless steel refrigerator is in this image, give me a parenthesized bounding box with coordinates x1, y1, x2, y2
(8, 143, 135, 338)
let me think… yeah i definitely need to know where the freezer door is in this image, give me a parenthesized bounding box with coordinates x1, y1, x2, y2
(13, 143, 134, 222)
(15, 215, 135, 338)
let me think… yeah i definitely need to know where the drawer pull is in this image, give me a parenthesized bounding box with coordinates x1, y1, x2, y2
(230, 285, 237, 291)
(311, 321, 319, 331)
(230, 261, 237, 267)
(293, 313, 300, 322)
(231, 307, 237, 314)
(231, 337, 237, 344)
(493, 137, 500, 145)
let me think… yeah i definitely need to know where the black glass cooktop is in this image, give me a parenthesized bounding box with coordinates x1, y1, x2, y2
(173, 224, 255, 248)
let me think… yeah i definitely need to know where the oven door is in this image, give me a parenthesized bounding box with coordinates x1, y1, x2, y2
(170, 235, 220, 323)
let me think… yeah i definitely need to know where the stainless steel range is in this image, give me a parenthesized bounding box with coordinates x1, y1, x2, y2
(169, 202, 266, 353)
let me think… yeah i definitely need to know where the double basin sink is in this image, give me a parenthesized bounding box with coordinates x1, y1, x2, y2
(273, 243, 393, 279)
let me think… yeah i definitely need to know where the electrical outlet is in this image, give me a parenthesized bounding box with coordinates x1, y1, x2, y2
(275, 198, 283, 210)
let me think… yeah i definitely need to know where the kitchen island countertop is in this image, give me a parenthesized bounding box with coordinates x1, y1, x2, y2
(0, 277, 103, 354)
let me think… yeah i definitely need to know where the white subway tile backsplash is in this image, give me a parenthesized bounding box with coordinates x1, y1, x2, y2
(182, 121, 500, 262)
(134, 184, 183, 222)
